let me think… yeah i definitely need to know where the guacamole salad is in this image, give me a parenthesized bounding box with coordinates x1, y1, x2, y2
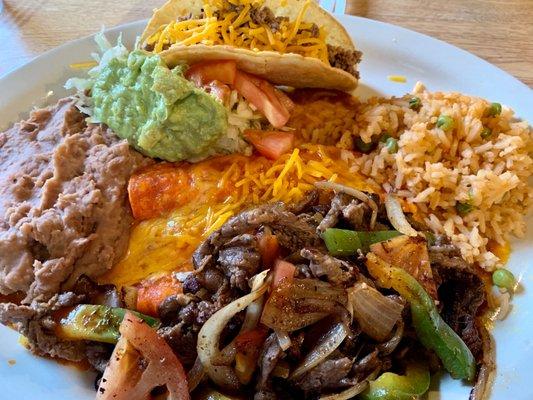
(66, 33, 260, 162)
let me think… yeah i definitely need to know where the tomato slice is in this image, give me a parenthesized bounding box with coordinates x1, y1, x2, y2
(234, 71, 290, 128)
(97, 312, 190, 400)
(234, 326, 269, 384)
(205, 80, 231, 104)
(244, 130, 295, 160)
(272, 259, 296, 288)
(258, 233, 280, 268)
(273, 87, 295, 113)
(257, 80, 295, 115)
(185, 60, 237, 86)
(136, 274, 183, 317)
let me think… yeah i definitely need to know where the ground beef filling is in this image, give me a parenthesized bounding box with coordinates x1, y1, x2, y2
(327, 45, 362, 78)
(146, 6, 361, 78)
(249, 5, 289, 32)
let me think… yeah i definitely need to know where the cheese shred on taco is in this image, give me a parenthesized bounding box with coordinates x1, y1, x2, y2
(140, 0, 362, 90)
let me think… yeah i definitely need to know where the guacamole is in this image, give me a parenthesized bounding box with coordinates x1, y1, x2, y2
(91, 50, 227, 161)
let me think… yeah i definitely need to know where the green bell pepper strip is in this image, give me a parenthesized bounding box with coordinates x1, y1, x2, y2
(366, 253, 476, 381)
(360, 361, 430, 400)
(323, 229, 402, 256)
(57, 304, 160, 344)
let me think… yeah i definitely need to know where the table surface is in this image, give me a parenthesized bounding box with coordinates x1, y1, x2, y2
(1, 0, 532, 86)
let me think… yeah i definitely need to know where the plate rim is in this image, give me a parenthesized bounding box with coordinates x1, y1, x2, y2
(0, 13, 531, 400)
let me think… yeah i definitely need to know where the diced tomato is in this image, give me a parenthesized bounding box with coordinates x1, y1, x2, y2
(97, 312, 190, 400)
(234, 71, 290, 128)
(136, 274, 183, 317)
(273, 87, 295, 113)
(256, 79, 295, 116)
(185, 60, 237, 86)
(234, 326, 268, 384)
(235, 326, 269, 353)
(244, 129, 295, 160)
(272, 259, 296, 288)
(206, 80, 231, 104)
(258, 233, 280, 268)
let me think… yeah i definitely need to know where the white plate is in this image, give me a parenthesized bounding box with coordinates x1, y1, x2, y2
(0, 15, 531, 400)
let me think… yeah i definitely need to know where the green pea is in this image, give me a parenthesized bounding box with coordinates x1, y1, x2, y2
(455, 201, 474, 216)
(355, 137, 375, 153)
(380, 132, 392, 143)
(409, 97, 422, 111)
(385, 137, 398, 154)
(492, 268, 516, 291)
(424, 231, 437, 246)
(480, 127, 492, 139)
(436, 115, 455, 131)
(485, 102, 502, 117)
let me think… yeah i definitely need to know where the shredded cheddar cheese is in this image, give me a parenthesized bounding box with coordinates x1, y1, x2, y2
(69, 61, 98, 69)
(387, 75, 407, 83)
(146, 0, 330, 64)
(100, 144, 375, 287)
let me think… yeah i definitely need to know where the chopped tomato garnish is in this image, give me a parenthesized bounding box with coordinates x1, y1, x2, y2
(205, 80, 231, 104)
(244, 129, 295, 160)
(258, 233, 280, 268)
(185, 60, 237, 86)
(136, 274, 183, 317)
(272, 259, 296, 288)
(234, 326, 269, 384)
(234, 71, 290, 128)
(273, 87, 295, 113)
(97, 312, 190, 400)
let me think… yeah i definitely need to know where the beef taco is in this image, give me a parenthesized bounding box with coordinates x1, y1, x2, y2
(140, 0, 362, 91)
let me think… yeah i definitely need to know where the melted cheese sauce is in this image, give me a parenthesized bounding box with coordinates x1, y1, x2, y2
(100, 144, 375, 287)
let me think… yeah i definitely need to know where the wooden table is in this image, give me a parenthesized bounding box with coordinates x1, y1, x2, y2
(1, 0, 532, 86)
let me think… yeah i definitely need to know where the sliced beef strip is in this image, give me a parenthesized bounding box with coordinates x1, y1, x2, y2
(327, 45, 362, 78)
(429, 235, 472, 272)
(193, 202, 321, 270)
(288, 190, 320, 215)
(86, 342, 113, 373)
(218, 234, 262, 291)
(256, 332, 284, 396)
(0, 292, 86, 360)
(300, 248, 356, 285)
(317, 193, 369, 233)
(294, 357, 352, 392)
(158, 322, 199, 368)
(431, 251, 486, 361)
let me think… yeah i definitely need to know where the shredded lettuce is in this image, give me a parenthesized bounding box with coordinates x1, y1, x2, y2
(65, 31, 129, 122)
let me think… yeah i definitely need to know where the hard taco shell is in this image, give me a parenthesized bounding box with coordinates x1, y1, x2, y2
(140, 0, 359, 91)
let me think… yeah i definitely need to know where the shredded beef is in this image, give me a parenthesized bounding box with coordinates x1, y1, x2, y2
(317, 193, 369, 233)
(295, 357, 352, 392)
(218, 234, 262, 290)
(432, 258, 486, 361)
(300, 248, 356, 285)
(158, 190, 488, 398)
(0, 292, 86, 360)
(250, 6, 288, 32)
(158, 322, 199, 367)
(256, 332, 283, 393)
(327, 45, 362, 78)
(193, 202, 321, 270)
